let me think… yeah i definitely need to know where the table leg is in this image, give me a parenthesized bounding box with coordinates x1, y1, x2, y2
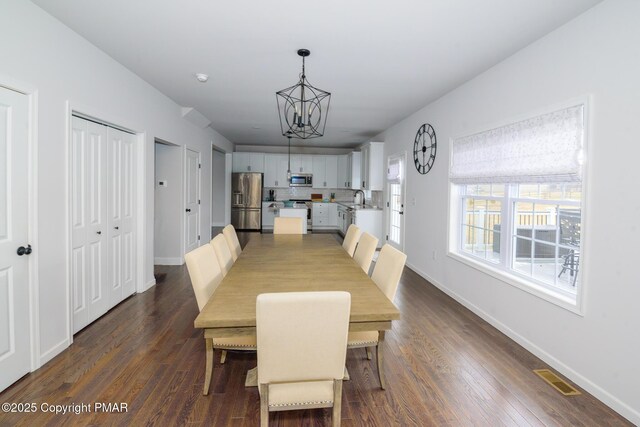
(204, 338, 214, 395)
(377, 331, 386, 390)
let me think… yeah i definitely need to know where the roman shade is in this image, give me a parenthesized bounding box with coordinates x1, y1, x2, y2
(387, 158, 402, 183)
(450, 104, 584, 184)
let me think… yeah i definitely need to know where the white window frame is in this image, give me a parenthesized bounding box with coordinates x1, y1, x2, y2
(447, 97, 590, 315)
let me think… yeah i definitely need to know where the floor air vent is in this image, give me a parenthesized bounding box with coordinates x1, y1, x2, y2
(533, 369, 581, 396)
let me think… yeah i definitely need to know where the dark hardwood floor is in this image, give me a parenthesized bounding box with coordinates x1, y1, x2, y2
(0, 231, 631, 426)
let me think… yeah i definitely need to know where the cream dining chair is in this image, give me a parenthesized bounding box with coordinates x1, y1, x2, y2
(211, 234, 234, 276)
(342, 224, 362, 257)
(352, 232, 378, 274)
(273, 217, 303, 235)
(222, 224, 242, 261)
(257, 291, 351, 427)
(347, 244, 407, 389)
(184, 244, 257, 395)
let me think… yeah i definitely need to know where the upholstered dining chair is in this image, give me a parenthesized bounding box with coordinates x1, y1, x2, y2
(273, 217, 304, 235)
(352, 232, 378, 274)
(257, 291, 351, 427)
(184, 244, 257, 395)
(222, 224, 242, 262)
(347, 244, 407, 389)
(342, 224, 362, 257)
(210, 234, 234, 276)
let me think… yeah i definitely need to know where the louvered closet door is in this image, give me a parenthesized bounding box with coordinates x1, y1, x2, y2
(71, 117, 109, 333)
(108, 127, 136, 307)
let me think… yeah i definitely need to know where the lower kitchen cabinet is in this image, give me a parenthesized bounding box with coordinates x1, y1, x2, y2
(312, 203, 338, 229)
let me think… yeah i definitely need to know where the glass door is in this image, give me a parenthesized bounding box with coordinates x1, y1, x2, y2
(386, 153, 406, 251)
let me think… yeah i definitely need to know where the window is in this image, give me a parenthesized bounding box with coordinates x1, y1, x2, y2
(449, 104, 585, 306)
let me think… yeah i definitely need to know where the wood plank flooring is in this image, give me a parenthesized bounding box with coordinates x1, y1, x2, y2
(0, 232, 632, 426)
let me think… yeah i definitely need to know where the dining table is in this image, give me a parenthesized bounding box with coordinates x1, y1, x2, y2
(194, 233, 401, 387)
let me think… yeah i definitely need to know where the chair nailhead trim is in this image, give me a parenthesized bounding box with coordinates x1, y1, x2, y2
(270, 400, 333, 408)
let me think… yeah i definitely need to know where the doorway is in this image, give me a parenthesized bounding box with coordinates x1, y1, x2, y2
(153, 140, 182, 265)
(386, 152, 406, 251)
(211, 148, 226, 230)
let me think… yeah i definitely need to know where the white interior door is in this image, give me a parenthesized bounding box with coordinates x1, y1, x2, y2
(108, 127, 136, 306)
(185, 148, 200, 253)
(71, 117, 109, 333)
(386, 153, 406, 251)
(0, 86, 31, 390)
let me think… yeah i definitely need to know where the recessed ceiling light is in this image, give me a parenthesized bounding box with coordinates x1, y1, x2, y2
(195, 73, 209, 83)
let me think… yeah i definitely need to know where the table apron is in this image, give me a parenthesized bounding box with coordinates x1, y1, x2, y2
(202, 321, 393, 339)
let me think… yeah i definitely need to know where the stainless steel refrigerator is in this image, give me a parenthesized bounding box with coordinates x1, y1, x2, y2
(231, 173, 263, 230)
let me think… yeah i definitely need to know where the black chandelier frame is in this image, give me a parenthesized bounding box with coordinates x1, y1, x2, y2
(276, 49, 331, 140)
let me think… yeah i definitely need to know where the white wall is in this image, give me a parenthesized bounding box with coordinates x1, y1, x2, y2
(0, 1, 233, 367)
(211, 149, 226, 226)
(374, 0, 639, 423)
(154, 143, 182, 264)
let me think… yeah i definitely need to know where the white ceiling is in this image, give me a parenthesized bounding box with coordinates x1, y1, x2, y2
(33, 0, 601, 148)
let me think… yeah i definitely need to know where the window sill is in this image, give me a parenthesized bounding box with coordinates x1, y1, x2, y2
(447, 251, 583, 316)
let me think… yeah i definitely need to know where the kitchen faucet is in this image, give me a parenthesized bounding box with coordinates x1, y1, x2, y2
(354, 189, 366, 207)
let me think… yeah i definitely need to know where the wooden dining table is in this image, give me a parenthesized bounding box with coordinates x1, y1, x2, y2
(194, 233, 401, 387)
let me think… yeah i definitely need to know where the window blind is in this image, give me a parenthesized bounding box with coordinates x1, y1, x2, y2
(450, 104, 584, 184)
(387, 158, 402, 183)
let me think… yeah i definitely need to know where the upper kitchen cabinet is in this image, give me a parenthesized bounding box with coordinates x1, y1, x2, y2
(290, 154, 313, 173)
(312, 155, 338, 188)
(348, 151, 361, 190)
(264, 154, 289, 188)
(336, 152, 360, 189)
(360, 142, 383, 190)
(232, 152, 265, 173)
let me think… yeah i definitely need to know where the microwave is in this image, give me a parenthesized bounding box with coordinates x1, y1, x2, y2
(289, 173, 313, 187)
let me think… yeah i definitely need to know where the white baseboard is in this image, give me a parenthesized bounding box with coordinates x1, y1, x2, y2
(38, 337, 70, 367)
(405, 261, 639, 426)
(154, 257, 183, 265)
(142, 278, 156, 292)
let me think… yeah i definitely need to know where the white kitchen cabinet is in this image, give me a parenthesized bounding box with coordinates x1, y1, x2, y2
(360, 142, 383, 190)
(262, 201, 282, 229)
(312, 156, 326, 188)
(233, 152, 264, 172)
(312, 203, 339, 229)
(325, 156, 338, 188)
(348, 151, 361, 189)
(328, 203, 338, 226)
(291, 154, 312, 173)
(337, 205, 350, 236)
(354, 209, 383, 248)
(312, 155, 338, 188)
(337, 155, 348, 188)
(264, 154, 289, 187)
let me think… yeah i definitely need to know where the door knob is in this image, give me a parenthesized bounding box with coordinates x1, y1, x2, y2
(17, 245, 32, 256)
(186, 208, 191, 212)
(114, 226, 119, 230)
(97, 231, 102, 235)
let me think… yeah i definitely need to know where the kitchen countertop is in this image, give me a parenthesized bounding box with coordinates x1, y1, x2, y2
(263, 200, 382, 211)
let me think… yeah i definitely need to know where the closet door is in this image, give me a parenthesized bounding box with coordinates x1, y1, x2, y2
(108, 127, 136, 306)
(71, 117, 109, 333)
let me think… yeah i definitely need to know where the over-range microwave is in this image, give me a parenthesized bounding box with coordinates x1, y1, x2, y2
(289, 173, 313, 187)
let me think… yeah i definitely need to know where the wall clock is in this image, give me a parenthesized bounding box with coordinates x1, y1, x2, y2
(413, 123, 437, 174)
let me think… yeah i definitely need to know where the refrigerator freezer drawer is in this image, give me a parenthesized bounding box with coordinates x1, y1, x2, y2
(231, 208, 261, 230)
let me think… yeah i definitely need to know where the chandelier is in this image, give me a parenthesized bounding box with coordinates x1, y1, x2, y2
(276, 49, 331, 139)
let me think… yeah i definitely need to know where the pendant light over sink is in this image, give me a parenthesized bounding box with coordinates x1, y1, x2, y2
(276, 49, 331, 140)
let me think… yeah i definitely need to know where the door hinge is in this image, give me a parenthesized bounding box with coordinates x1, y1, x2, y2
(386, 235, 389, 241)
(198, 235, 200, 240)
(198, 199, 201, 204)
(198, 163, 201, 169)
(386, 201, 389, 207)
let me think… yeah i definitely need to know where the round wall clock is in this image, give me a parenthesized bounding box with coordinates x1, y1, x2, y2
(413, 123, 437, 175)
